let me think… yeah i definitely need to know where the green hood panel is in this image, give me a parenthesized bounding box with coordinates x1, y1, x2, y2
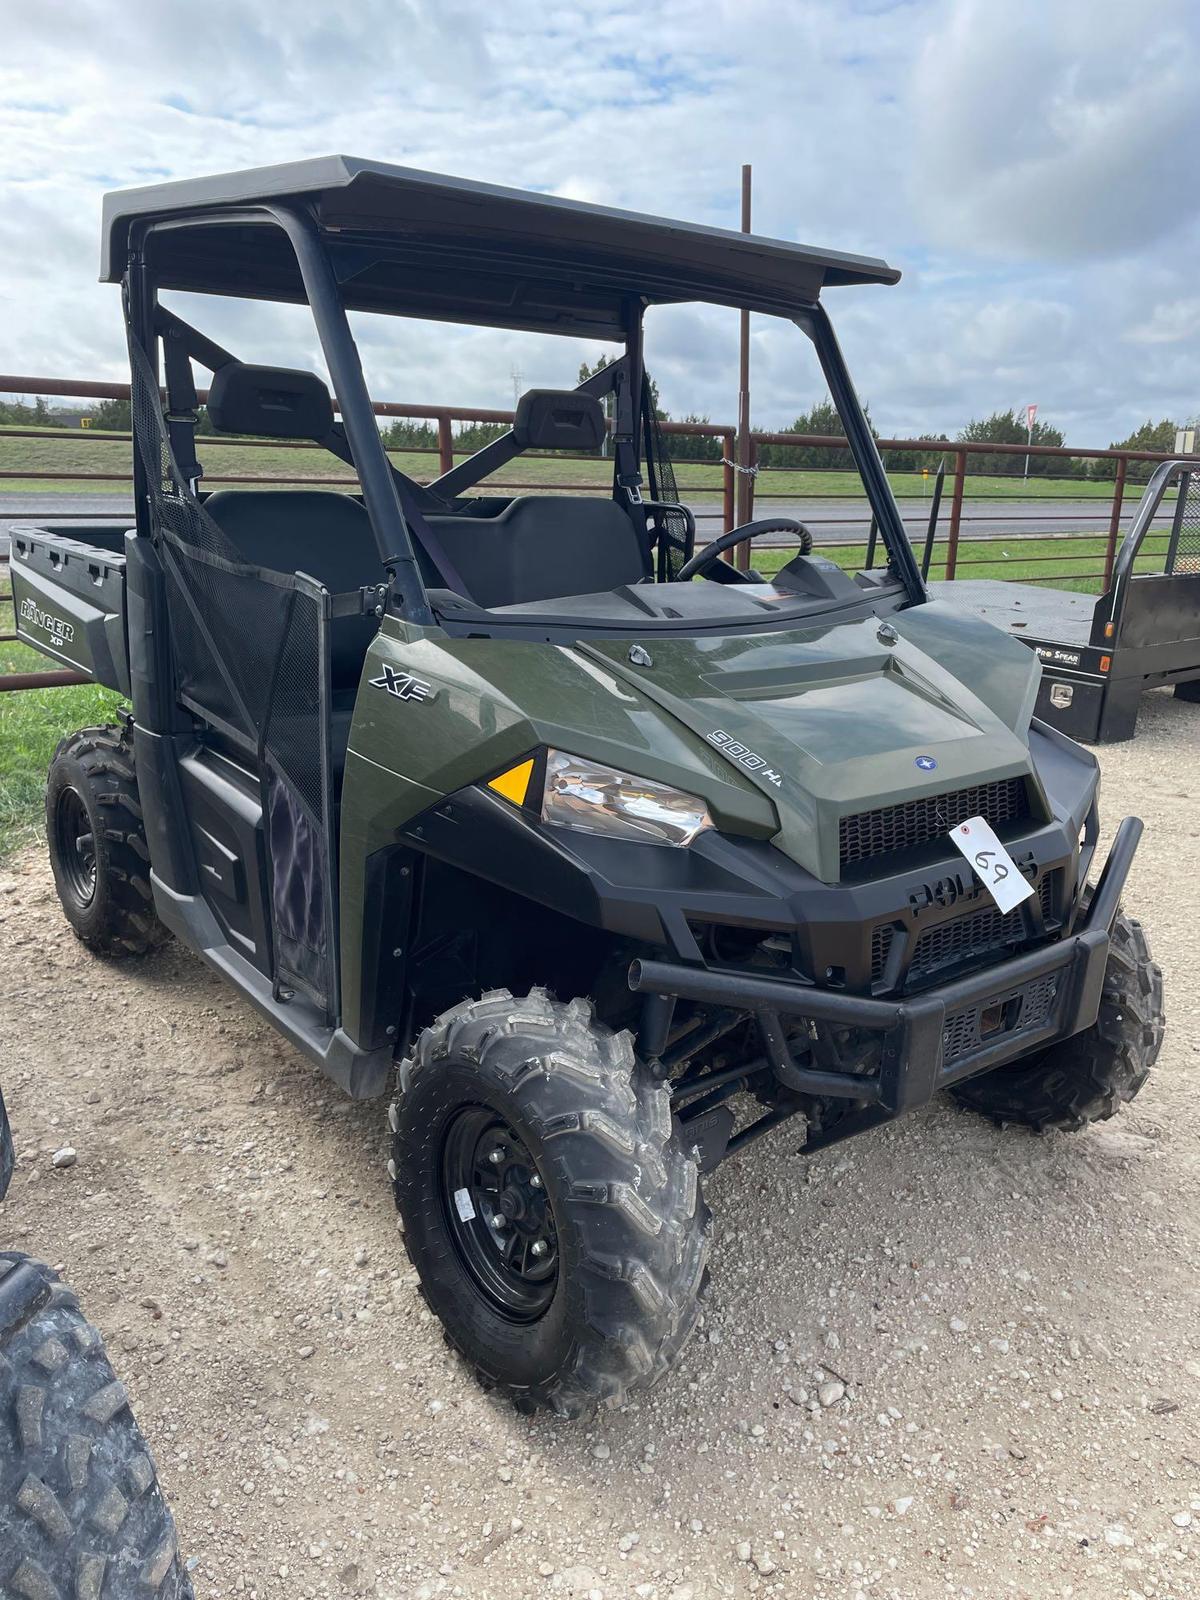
(582, 600, 1042, 880)
(347, 600, 1042, 884)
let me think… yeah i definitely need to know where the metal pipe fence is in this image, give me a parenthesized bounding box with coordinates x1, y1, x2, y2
(3, 373, 1199, 689)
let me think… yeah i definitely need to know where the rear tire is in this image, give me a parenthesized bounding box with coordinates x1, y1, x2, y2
(950, 909, 1163, 1131)
(0, 1253, 192, 1598)
(46, 724, 166, 957)
(390, 989, 710, 1417)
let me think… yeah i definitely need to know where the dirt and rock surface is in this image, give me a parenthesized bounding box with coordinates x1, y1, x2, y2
(2, 688, 1198, 1600)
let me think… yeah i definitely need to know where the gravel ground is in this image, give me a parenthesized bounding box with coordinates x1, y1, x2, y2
(2, 687, 1198, 1600)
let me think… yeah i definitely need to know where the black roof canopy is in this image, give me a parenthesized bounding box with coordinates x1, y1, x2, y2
(102, 156, 900, 338)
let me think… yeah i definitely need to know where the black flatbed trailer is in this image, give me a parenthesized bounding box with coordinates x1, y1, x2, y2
(931, 458, 1200, 742)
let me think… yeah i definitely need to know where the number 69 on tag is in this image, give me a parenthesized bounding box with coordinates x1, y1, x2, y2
(948, 814, 1036, 916)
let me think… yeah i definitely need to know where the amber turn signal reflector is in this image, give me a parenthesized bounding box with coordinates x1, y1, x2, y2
(487, 758, 535, 806)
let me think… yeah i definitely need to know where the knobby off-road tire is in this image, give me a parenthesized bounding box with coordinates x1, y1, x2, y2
(46, 724, 166, 957)
(390, 989, 710, 1417)
(951, 909, 1164, 1131)
(0, 1253, 192, 1599)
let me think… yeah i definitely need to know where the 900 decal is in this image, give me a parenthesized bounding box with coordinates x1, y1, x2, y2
(706, 728, 783, 787)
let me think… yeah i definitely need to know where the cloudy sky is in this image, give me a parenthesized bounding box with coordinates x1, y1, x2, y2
(1, 0, 1196, 444)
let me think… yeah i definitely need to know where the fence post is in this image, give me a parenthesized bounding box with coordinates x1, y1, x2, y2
(437, 413, 455, 478)
(944, 449, 967, 581)
(1102, 455, 1128, 588)
(722, 432, 735, 534)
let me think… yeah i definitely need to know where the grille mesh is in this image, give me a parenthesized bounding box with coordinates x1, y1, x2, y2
(840, 779, 1028, 870)
(942, 973, 1060, 1065)
(871, 871, 1058, 986)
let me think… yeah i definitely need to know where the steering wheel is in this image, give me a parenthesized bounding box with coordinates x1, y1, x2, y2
(676, 518, 814, 583)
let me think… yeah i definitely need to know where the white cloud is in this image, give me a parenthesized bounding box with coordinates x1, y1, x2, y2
(0, 0, 1197, 444)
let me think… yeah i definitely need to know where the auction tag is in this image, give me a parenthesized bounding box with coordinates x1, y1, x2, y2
(453, 1187, 477, 1223)
(948, 815, 1035, 915)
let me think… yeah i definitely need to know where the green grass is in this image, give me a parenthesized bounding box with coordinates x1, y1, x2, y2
(0, 427, 1148, 502)
(0, 640, 118, 859)
(755, 531, 1172, 593)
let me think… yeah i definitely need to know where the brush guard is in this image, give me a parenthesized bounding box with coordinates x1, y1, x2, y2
(630, 818, 1142, 1156)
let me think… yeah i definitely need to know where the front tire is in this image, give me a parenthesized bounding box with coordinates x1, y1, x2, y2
(46, 724, 165, 957)
(951, 909, 1164, 1131)
(390, 989, 710, 1417)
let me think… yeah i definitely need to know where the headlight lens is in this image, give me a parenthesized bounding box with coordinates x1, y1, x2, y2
(541, 749, 712, 847)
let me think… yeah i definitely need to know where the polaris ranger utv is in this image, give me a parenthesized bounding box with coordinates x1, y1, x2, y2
(12, 158, 1163, 1416)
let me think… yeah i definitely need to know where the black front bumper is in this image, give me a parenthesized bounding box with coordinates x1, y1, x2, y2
(630, 817, 1142, 1140)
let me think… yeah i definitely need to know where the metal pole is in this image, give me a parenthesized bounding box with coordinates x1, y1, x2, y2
(1102, 455, 1127, 589)
(864, 515, 878, 570)
(945, 449, 967, 581)
(921, 457, 946, 580)
(436, 413, 455, 477)
(735, 164, 752, 570)
(722, 432, 735, 533)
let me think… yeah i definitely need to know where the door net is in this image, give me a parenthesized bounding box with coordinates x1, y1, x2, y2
(128, 334, 340, 1015)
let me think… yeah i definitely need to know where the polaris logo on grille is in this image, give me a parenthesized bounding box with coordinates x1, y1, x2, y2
(19, 597, 75, 649)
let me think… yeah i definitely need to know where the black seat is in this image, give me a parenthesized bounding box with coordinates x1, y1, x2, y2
(425, 496, 649, 608)
(204, 489, 382, 692)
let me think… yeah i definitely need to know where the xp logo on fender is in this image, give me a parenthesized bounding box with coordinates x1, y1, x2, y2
(914, 754, 938, 772)
(369, 664, 435, 702)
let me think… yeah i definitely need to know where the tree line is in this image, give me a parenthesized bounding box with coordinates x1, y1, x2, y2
(1, 388, 1186, 484)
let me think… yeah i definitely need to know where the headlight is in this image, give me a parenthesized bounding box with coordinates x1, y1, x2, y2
(541, 750, 712, 847)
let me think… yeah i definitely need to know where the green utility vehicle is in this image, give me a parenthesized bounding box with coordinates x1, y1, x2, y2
(12, 159, 1163, 1415)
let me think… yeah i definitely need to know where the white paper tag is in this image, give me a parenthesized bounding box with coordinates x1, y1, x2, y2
(948, 815, 1036, 915)
(453, 1186, 477, 1223)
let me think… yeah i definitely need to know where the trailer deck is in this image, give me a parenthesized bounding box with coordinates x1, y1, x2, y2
(933, 462, 1200, 742)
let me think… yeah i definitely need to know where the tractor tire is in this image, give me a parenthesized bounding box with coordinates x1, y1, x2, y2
(390, 988, 710, 1417)
(951, 909, 1164, 1132)
(46, 723, 166, 957)
(0, 1253, 192, 1599)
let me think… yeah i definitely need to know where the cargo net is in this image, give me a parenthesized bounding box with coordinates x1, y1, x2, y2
(1167, 465, 1200, 575)
(129, 336, 337, 1012)
(642, 375, 693, 582)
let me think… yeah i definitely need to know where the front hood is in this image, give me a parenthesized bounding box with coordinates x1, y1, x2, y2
(584, 600, 1044, 882)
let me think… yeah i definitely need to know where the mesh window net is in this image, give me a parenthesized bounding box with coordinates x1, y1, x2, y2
(129, 333, 339, 1015)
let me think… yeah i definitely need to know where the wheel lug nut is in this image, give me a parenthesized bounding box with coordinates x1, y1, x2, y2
(491, 1214, 508, 1229)
(530, 1239, 548, 1257)
(529, 1174, 542, 1189)
(488, 1148, 505, 1165)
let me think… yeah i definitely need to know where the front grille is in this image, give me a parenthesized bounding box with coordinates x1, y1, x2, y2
(871, 871, 1058, 986)
(942, 972, 1060, 1065)
(840, 779, 1029, 871)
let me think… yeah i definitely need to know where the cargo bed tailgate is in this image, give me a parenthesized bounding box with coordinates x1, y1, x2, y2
(10, 525, 130, 695)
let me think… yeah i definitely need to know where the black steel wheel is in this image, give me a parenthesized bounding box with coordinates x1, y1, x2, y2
(391, 989, 710, 1417)
(45, 724, 166, 956)
(52, 783, 97, 910)
(441, 1108, 558, 1320)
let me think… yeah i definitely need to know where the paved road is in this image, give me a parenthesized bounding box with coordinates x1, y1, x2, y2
(2, 491, 1120, 556)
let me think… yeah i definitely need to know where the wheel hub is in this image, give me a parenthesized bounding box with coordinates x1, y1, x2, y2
(54, 787, 96, 908)
(441, 1109, 558, 1321)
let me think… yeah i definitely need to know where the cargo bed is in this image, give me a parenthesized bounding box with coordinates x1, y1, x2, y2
(9, 523, 132, 695)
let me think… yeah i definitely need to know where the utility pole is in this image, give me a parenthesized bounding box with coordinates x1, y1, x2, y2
(735, 164, 753, 569)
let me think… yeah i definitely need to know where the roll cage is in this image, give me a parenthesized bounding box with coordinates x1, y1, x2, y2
(111, 160, 926, 623)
